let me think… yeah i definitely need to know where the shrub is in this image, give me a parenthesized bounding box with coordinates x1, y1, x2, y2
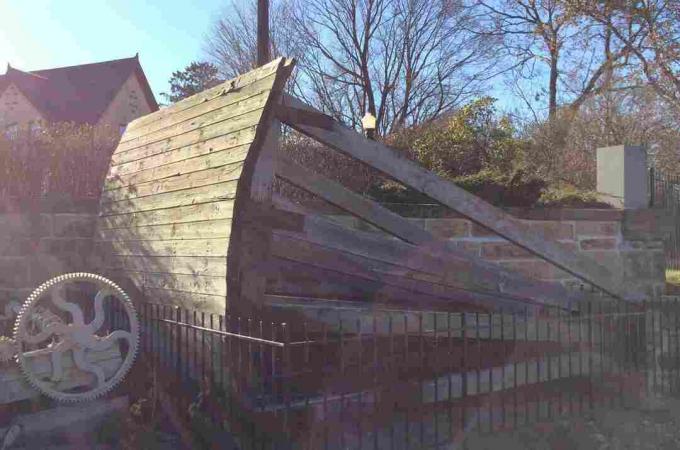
(0, 123, 119, 209)
(537, 187, 613, 208)
(386, 97, 527, 179)
(368, 169, 546, 208)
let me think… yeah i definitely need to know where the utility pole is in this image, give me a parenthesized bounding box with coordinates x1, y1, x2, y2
(257, 0, 270, 67)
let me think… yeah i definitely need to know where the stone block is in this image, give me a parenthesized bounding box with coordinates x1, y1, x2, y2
(449, 240, 482, 256)
(580, 238, 618, 251)
(471, 222, 498, 237)
(575, 221, 620, 237)
(52, 213, 97, 238)
(523, 220, 575, 240)
(0, 214, 50, 238)
(621, 250, 664, 280)
(481, 242, 534, 259)
(0, 238, 37, 257)
(424, 219, 470, 238)
(0, 258, 29, 288)
(496, 259, 572, 281)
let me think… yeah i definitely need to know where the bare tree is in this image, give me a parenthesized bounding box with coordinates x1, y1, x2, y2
(205, 0, 498, 134)
(477, 0, 633, 119)
(291, 0, 499, 134)
(571, 0, 680, 119)
(205, 0, 307, 94)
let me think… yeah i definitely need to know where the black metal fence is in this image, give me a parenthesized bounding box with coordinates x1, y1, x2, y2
(129, 296, 680, 449)
(649, 168, 680, 270)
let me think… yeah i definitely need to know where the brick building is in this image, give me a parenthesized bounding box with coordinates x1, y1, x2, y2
(0, 55, 158, 135)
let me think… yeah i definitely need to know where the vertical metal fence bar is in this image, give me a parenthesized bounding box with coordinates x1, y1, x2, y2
(357, 316, 364, 450)
(372, 311, 379, 450)
(418, 311, 425, 446)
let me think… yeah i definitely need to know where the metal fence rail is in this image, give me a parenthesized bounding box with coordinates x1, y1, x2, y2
(127, 296, 680, 449)
(649, 168, 680, 270)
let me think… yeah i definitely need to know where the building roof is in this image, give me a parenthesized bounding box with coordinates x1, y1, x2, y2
(0, 55, 158, 124)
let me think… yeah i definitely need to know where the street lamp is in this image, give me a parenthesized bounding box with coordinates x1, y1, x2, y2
(362, 112, 377, 140)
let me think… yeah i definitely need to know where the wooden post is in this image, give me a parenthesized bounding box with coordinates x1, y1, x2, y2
(257, 0, 270, 66)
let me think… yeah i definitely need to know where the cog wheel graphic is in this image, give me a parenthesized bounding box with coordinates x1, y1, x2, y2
(13, 273, 139, 402)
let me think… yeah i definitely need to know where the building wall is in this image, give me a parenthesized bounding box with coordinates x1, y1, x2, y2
(0, 83, 44, 131)
(98, 73, 155, 131)
(0, 213, 96, 318)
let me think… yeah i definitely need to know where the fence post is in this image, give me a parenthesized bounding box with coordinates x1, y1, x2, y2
(649, 167, 656, 207)
(597, 145, 648, 209)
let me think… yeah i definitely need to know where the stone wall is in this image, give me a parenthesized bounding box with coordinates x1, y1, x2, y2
(327, 208, 667, 300)
(0, 213, 96, 305)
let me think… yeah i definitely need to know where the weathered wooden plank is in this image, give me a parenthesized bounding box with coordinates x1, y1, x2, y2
(98, 238, 230, 257)
(276, 158, 579, 302)
(111, 118, 257, 173)
(279, 94, 621, 298)
(111, 125, 256, 169)
(97, 220, 233, 241)
(116, 91, 270, 154)
(108, 269, 226, 296)
(125, 58, 284, 132)
(99, 201, 235, 229)
(276, 155, 431, 244)
(120, 73, 279, 144)
(273, 196, 588, 306)
(106, 146, 248, 192)
(103, 255, 227, 277)
(266, 258, 497, 312)
(103, 164, 244, 203)
(101, 180, 239, 215)
(275, 104, 334, 130)
(139, 288, 226, 315)
(269, 232, 536, 312)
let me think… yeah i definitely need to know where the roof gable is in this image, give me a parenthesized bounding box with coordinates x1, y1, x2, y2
(0, 56, 158, 124)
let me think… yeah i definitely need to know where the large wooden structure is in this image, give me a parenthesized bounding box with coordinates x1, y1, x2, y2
(97, 58, 621, 315)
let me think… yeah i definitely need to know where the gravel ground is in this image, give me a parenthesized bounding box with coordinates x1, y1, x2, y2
(462, 394, 680, 450)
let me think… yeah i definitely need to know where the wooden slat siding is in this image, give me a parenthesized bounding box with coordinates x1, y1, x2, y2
(279, 94, 621, 298)
(119, 73, 279, 145)
(107, 269, 226, 296)
(103, 165, 244, 203)
(104, 255, 227, 277)
(271, 224, 553, 309)
(224, 59, 295, 313)
(98, 220, 233, 241)
(276, 157, 583, 306)
(110, 110, 260, 172)
(99, 201, 235, 229)
(98, 238, 230, 257)
(124, 59, 283, 132)
(272, 195, 590, 306)
(276, 156, 430, 244)
(109, 131, 252, 181)
(104, 146, 248, 192)
(101, 180, 239, 215)
(266, 260, 497, 313)
(97, 59, 291, 312)
(114, 92, 270, 155)
(269, 233, 536, 313)
(140, 288, 226, 315)
(110, 125, 255, 170)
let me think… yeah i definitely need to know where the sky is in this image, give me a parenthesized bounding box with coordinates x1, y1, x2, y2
(0, 0, 227, 100)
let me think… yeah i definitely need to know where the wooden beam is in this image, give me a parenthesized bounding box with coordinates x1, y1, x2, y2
(275, 105, 334, 130)
(272, 195, 590, 308)
(279, 94, 621, 299)
(276, 155, 430, 244)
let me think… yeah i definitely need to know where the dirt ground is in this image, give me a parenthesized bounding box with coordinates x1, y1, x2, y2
(462, 394, 680, 450)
